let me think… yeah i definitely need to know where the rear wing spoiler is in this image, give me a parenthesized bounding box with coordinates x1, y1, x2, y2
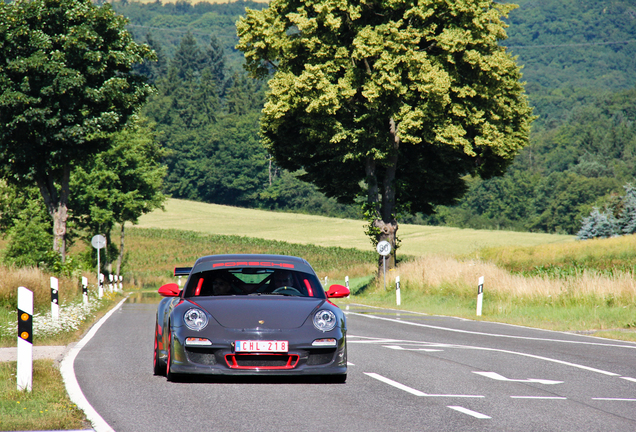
(174, 267, 192, 277)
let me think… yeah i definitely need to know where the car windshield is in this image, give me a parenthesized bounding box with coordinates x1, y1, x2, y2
(183, 268, 326, 299)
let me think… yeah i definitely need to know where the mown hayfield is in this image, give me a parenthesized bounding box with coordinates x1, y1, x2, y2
(137, 198, 574, 257)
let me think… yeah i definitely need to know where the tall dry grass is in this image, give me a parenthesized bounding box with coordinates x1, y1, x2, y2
(394, 255, 636, 304)
(0, 265, 90, 312)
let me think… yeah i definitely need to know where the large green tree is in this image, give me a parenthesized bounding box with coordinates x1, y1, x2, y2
(237, 0, 534, 267)
(0, 0, 154, 261)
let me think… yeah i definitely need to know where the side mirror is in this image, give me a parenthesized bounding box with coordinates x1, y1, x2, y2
(158, 283, 181, 297)
(326, 284, 350, 299)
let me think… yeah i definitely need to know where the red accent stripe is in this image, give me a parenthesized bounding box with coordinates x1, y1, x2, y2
(224, 353, 300, 370)
(303, 279, 313, 297)
(194, 278, 204, 296)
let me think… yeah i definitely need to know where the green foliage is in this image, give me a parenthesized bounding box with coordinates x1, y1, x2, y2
(0, 0, 155, 182)
(237, 0, 534, 258)
(435, 86, 636, 234)
(2, 199, 52, 268)
(504, 0, 636, 127)
(70, 117, 167, 233)
(111, 0, 268, 71)
(0, 0, 155, 258)
(107, 0, 636, 236)
(577, 184, 636, 239)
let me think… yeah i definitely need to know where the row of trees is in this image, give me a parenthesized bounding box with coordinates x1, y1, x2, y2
(137, 28, 361, 219)
(427, 86, 636, 234)
(114, 0, 636, 239)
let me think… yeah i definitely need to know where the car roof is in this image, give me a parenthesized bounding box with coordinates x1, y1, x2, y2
(191, 254, 316, 274)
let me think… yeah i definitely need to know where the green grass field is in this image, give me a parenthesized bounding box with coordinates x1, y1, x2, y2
(137, 199, 574, 256)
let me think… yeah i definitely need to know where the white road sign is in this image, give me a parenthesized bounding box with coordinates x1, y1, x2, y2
(377, 240, 391, 256)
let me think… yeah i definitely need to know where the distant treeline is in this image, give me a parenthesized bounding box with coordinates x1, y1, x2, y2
(111, 0, 636, 234)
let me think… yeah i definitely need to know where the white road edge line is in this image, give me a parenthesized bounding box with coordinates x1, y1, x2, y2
(346, 311, 636, 350)
(348, 314, 622, 377)
(364, 372, 484, 398)
(621, 377, 636, 383)
(60, 297, 128, 432)
(447, 406, 491, 419)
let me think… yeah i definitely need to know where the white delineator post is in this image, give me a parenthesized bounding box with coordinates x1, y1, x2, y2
(17, 286, 33, 392)
(476, 276, 484, 316)
(108, 274, 114, 293)
(98, 273, 104, 299)
(50, 276, 59, 320)
(82, 276, 89, 305)
(345, 276, 349, 290)
(396, 276, 401, 306)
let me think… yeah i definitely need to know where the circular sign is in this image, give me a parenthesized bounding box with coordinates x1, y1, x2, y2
(376, 240, 391, 256)
(91, 234, 106, 249)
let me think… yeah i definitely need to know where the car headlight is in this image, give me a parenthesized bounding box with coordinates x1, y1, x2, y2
(184, 308, 208, 331)
(313, 309, 337, 332)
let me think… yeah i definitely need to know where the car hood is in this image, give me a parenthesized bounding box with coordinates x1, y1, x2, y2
(187, 296, 327, 329)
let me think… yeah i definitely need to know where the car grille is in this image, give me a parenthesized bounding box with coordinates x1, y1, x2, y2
(185, 348, 218, 365)
(306, 348, 336, 366)
(225, 353, 300, 369)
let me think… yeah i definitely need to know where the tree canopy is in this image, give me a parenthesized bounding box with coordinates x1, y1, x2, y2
(0, 0, 155, 259)
(238, 0, 534, 264)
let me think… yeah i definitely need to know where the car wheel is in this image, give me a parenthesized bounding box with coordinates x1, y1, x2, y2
(153, 322, 166, 376)
(324, 374, 347, 384)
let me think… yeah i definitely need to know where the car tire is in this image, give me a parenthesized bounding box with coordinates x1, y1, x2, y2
(323, 374, 347, 384)
(153, 322, 166, 376)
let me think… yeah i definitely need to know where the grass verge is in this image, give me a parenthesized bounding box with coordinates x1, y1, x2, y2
(0, 360, 88, 431)
(346, 251, 636, 342)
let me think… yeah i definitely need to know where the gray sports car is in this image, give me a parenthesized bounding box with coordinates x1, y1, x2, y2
(153, 254, 350, 382)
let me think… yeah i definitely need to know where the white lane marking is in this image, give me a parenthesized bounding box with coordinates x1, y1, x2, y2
(347, 362, 355, 366)
(383, 345, 443, 352)
(511, 396, 568, 400)
(365, 372, 427, 396)
(592, 398, 636, 401)
(348, 334, 620, 377)
(447, 406, 491, 419)
(473, 371, 563, 385)
(60, 297, 128, 432)
(621, 377, 636, 383)
(364, 373, 484, 398)
(346, 311, 636, 350)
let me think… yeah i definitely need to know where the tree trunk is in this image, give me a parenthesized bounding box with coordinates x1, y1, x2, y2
(376, 118, 401, 273)
(367, 118, 401, 276)
(36, 166, 71, 263)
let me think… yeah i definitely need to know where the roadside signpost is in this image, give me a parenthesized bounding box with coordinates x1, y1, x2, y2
(377, 240, 391, 290)
(91, 235, 106, 297)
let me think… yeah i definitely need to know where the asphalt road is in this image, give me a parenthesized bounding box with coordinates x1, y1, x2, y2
(74, 299, 636, 432)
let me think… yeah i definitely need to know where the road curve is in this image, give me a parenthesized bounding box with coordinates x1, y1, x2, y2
(71, 299, 636, 432)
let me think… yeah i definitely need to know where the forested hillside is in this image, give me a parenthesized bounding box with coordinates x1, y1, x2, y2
(111, 0, 636, 235)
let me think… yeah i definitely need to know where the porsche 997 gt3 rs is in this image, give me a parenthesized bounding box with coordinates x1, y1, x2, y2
(153, 254, 350, 382)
